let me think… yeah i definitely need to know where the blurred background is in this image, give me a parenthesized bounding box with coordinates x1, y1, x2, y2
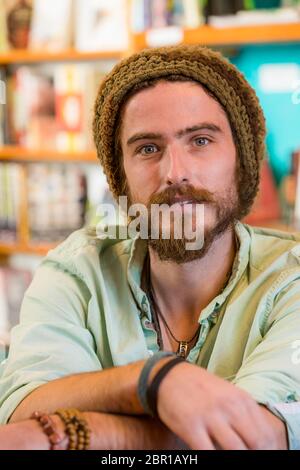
(0, 0, 300, 355)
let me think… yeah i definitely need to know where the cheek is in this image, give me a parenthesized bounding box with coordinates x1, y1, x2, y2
(123, 158, 139, 189)
(123, 159, 157, 203)
(202, 152, 236, 188)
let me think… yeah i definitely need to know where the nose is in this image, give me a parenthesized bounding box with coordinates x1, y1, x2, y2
(164, 145, 189, 186)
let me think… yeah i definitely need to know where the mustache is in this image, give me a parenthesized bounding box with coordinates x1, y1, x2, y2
(147, 184, 215, 206)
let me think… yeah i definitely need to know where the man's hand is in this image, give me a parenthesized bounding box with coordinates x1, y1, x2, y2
(157, 361, 288, 450)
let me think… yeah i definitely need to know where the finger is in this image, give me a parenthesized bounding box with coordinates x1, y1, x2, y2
(208, 419, 248, 450)
(188, 428, 216, 450)
(230, 402, 271, 450)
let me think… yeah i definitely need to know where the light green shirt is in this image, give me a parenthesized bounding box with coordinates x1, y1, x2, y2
(1, 222, 300, 448)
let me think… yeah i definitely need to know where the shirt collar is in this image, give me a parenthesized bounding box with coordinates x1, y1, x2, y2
(127, 234, 149, 314)
(199, 221, 251, 322)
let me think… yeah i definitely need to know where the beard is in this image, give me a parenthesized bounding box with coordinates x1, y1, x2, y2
(127, 182, 240, 264)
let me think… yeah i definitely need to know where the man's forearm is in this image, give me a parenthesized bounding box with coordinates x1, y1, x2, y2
(10, 360, 147, 423)
(1, 413, 186, 450)
(85, 412, 186, 450)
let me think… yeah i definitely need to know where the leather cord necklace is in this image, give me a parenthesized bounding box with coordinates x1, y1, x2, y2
(142, 234, 237, 358)
(143, 253, 201, 359)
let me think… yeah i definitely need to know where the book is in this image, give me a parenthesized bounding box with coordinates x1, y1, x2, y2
(0, 100, 4, 145)
(29, 0, 73, 50)
(0, 158, 114, 245)
(151, 0, 170, 28)
(10, 65, 57, 148)
(171, 0, 185, 26)
(182, 0, 203, 28)
(132, 0, 204, 30)
(3, 71, 16, 144)
(27, 163, 87, 242)
(0, 1, 8, 51)
(55, 64, 107, 152)
(84, 163, 115, 228)
(6, 62, 107, 151)
(208, 7, 300, 27)
(143, 0, 153, 29)
(0, 162, 20, 242)
(74, 0, 129, 52)
(131, 0, 146, 32)
(0, 68, 6, 145)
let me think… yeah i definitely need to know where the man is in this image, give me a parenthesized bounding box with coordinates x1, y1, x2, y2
(0, 45, 300, 450)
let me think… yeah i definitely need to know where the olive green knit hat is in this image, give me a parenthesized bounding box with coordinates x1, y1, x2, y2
(93, 44, 266, 216)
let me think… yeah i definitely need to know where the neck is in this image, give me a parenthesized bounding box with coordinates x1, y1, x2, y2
(148, 225, 237, 322)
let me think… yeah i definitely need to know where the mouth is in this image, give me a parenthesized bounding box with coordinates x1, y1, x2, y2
(171, 198, 201, 206)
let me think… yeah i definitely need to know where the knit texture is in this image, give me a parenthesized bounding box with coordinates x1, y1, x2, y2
(93, 45, 266, 216)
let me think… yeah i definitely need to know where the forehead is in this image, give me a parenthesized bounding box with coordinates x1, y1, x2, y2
(120, 81, 230, 135)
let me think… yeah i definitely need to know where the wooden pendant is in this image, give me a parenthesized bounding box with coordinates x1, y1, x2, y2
(177, 341, 188, 358)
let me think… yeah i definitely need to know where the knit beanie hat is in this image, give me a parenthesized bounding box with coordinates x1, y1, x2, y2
(93, 45, 266, 217)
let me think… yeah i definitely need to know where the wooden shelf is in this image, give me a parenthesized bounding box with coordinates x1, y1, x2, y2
(1, 23, 298, 65)
(134, 23, 300, 49)
(0, 146, 98, 163)
(0, 49, 125, 65)
(0, 241, 57, 256)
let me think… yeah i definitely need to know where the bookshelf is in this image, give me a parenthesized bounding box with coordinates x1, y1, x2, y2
(134, 23, 300, 50)
(0, 23, 299, 65)
(0, 30, 122, 256)
(0, 242, 56, 256)
(0, 163, 56, 257)
(0, 146, 98, 163)
(0, 49, 126, 65)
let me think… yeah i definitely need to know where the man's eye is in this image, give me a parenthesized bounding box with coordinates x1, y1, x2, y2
(139, 144, 158, 155)
(194, 137, 210, 146)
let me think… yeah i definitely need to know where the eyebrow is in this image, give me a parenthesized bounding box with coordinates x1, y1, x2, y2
(126, 123, 222, 146)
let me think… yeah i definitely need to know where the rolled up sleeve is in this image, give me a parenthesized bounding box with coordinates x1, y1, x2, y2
(265, 401, 300, 450)
(233, 279, 300, 449)
(0, 261, 102, 424)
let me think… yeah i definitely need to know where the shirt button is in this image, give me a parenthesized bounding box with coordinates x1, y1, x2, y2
(148, 350, 154, 356)
(142, 304, 149, 313)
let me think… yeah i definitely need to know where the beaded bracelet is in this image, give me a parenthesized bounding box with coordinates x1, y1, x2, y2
(55, 408, 91, 450)
(31, 411, 69, 450)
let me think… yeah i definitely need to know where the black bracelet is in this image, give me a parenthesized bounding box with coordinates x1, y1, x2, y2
(146, 356, 185, 418)
(138, 352, 175, 415)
